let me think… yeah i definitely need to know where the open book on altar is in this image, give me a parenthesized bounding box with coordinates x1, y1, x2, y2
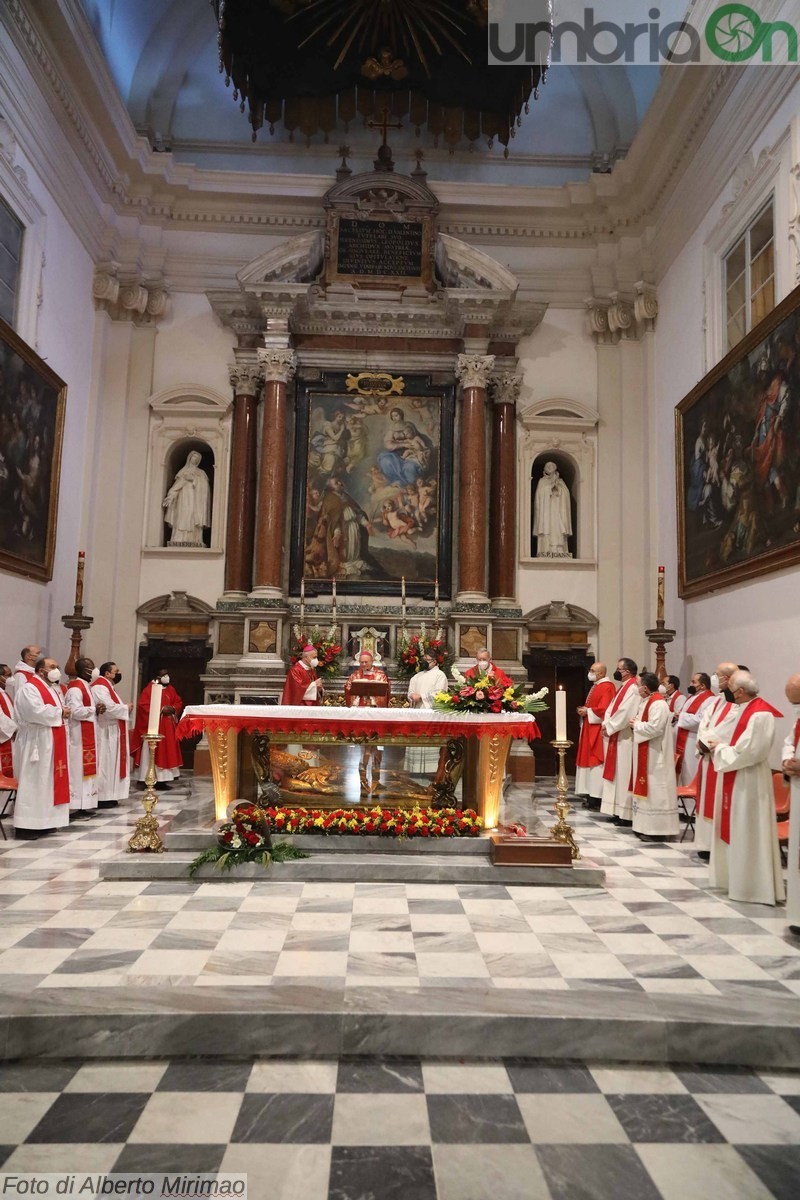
(349, 679, 390, 699)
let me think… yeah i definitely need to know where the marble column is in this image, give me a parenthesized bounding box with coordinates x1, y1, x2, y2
(251, 348, 297, 598)
(455, 353, 495, 604)
(489, 372, 521, 607)
(224, 362, 262, 598)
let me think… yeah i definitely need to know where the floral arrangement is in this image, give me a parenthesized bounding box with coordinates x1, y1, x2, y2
(266, 804, 483, 838)
(291, 624, 342, 679)
(189, 803, 308, 876)
(434, 667, 549, 716)
(396, 626, 452, 679)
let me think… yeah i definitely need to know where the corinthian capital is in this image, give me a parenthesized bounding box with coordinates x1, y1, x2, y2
(456, 353, 495, 391)
(491, 372, 522, 406)
(257, 347, 297, 385)
(229, 363, 263, 398)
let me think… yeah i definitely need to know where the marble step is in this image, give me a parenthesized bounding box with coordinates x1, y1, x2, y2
(164, 831, 490, 854)
(100, 850, 605, 887)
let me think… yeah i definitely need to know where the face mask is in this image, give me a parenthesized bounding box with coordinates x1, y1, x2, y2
(792, 703, 800, 717)
(587, 672, 596, 683)
(710, 673, 720, 693)
(113, 672, 122, 685)
(613, 670, 623, 682)
(723, 688, 735, 703)
(310, 658, 319, 668)
(47, 668, 61, 684)
(159, 675, 170, 685)
(90, 667, 100, 682)
(658, 684, 667, 695)
(687, 685, 697, 695)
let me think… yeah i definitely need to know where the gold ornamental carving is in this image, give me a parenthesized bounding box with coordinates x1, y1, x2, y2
(346, 371, 405, 398)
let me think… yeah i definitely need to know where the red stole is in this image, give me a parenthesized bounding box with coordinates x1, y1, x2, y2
(674, 691, 710, 772)
(0, 689, 14, 776)
(668, 691, 684, 713)
(576, 680, 615, 769)
(630, 694, 661, 798)
(700, 699, 732, 819)
(602, 679, 637, 782)
(93, 677, 129, 779)
(66, 679, 97, 779)
(719, 697, 783, 843)
(27, 676, 70, 805)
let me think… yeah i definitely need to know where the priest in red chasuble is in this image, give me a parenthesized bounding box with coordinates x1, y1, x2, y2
(11, 656, 71, 838)
(575, 661, 615, 810)
(344, 650, 390, 793)
(130, 667, 183, 789)
(464, 648, 512, 689)
(281, 644, 324, 706)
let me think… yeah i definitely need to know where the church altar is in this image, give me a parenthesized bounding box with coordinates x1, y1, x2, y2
(177, 704, 539, 826)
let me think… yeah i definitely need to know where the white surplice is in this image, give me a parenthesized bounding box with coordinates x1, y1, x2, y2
(65, 679, 98, 811)
(0, 688, 17, 751)
(91, 679, 131, 804)
(600, 681, 640, 822)
(782, 721, 800, 929)
(676, 692, 715, 785)
(7, 662, 34, 704)
(404, 666, 448, 775)
(710, 707, 785, 906)
(630, 697, 680, 838)
(694, 697, 738, 853)
(12, 678, 70, 831)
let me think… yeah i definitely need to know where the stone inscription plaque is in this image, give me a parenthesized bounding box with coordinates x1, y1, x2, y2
(336, 218, 424, 279)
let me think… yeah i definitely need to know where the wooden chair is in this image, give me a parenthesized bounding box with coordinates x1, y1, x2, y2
(0, 774, 18, 840)
(773, 771, 791, 865)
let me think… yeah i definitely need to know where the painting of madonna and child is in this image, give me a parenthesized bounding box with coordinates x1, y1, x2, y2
(677, 284, 800, 598)
(292, 382, 453, 595)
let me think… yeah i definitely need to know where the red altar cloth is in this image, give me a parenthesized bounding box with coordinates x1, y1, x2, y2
(177, 703, 540, 742)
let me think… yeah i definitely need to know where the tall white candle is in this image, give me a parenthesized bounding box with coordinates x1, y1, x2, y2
(331, 577, 337, 621)
(147, 682, 163, 737)
(555, 686, 567, 742)
(401, 576, 406, 601)
(300, 577, 305, 625)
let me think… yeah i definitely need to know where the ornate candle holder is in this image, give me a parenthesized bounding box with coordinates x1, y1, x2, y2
(128, 733, 165, 853)
(645, 620, 676, 682)
(550, 739, 581, 860)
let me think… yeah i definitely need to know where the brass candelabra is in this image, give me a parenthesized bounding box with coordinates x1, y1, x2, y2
(128, 733, 165, 853)
(550, 739, 581, 860)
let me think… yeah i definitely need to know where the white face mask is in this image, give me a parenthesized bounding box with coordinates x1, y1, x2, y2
(310, 657, 319, 669)
(476, 660, 489, 671)
(710, 673, 720, 693)
(47, 668, 61, 684)
(792, 702, 800, 717)
(90, 667, 100, 682)
(159, 675, 170, 685)
(658, 684, 667, 694)
(587, 672, 596, 682)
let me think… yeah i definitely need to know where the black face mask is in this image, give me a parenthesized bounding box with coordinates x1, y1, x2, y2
(113, 672, 122, 685)
(613, 670, 623, 682)
(723, 688, 735, 703)
(687, 685, 697, 695)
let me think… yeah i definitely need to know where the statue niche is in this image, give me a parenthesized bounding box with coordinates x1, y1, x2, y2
(163, 441, 214, 548)
(531, 452, 577, 559)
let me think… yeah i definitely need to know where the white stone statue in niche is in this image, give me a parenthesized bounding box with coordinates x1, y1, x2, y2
(533, 461, 573, 559)
(163, 451, 211, 546)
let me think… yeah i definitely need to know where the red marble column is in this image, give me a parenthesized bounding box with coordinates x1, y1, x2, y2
(224, 363, 261, 597)
(252, 349, 296, 595)
(489, 373, 521, 605)
(455, 354, 494, 602)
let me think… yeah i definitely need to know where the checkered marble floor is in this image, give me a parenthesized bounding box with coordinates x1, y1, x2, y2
(0, 783, 797, 998)
(1, 1056, 799, 1198)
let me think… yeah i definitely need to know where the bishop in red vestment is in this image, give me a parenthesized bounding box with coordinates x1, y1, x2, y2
(345, 650, 390, 792)
(464, 649, 512, 689)
(281, 645, 324, 706)
(131, 669, 183, 787)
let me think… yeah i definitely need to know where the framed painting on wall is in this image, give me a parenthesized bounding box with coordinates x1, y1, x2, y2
(289, 371, 454, 598)
(676, 283, 800, 598)
(0, 316, 66, 582)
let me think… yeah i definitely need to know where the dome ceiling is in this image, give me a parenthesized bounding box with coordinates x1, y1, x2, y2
(78, 0, 662, 185)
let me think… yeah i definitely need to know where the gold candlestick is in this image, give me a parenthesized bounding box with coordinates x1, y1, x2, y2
(550, 739, 580, 860)
(128, 733, 165, 853)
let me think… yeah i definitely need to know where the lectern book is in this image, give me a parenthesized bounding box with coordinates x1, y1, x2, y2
(349, 679, 390, 698)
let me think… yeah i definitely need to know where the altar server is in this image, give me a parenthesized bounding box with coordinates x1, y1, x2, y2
(782, 672, 800, 933)
(600, 657, 640, 824)
(345, 650, 390, 793)
(92, 661, 131, 808)
(694, 661, 739, 860)
(675, 672, 715, 783)
(404, 650, 449, 777)
(575, 661, 615, 809)
(7, 644, 40, 702)
(65, 657, 99, 816)
(131, 667, 183, 789)
(707, 671, 784, 906)
(629, 672, 680, 839)
(662, 676, 687, 722)
(464, 648, 512, 688)
(12, 657, 71, 838)
(281, 644, 324, 706)
(0, 663, 17, 778)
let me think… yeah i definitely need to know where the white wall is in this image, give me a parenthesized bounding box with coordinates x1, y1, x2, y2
(653, 82, 800, 756)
